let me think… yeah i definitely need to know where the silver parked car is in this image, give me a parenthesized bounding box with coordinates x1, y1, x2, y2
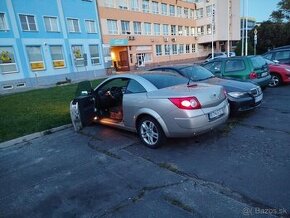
(70, 72, 230, 148)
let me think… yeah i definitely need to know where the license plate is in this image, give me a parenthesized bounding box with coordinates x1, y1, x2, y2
(261, 72, 268, 77)
(208, 108, 224, 120)
(255, 94, 263, 103)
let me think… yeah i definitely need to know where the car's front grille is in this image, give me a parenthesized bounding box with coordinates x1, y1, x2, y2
(249, 87, 262, 97)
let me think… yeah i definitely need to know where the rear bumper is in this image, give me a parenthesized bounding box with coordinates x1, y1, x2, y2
(252, 75, 271, 88)
(164, 100, 229, 137)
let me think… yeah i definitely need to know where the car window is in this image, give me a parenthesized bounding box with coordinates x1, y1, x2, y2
(179, 65, 214, 81)
(98, 78, 129, 92)
(141, 74, 187, 89)
(204, 61, 222, 72)
(263, 53, 272, 60)
(250, 56, 267, 69)
(225, 60, 245, 72)
(125, 79, 146, 94)
(275, 51, 290, 60)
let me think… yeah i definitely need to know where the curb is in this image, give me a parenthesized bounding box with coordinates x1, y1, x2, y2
(0, 124, 72, 149)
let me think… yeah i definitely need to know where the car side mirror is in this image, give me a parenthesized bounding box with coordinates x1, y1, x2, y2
(273, 60, 279, 64)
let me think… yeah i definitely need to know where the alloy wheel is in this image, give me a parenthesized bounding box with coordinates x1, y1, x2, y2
(140, 120, 159, 146)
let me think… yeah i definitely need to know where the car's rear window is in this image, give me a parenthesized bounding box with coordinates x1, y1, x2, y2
(141, 74, 187, 89)
(250, 56, 267, 69)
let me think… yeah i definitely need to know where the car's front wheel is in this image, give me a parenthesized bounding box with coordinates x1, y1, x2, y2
(137, 116, 165, 149)
(269, 73, 282, 87)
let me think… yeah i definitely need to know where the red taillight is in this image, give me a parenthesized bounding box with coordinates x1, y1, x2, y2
(249, 72, 257, 79)
(169, 97, 201, 110)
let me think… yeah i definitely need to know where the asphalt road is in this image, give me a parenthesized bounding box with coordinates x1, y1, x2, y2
(0, 86, 290, 218)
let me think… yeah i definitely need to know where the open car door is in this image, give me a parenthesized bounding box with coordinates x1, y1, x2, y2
(70, 81, 96, 131)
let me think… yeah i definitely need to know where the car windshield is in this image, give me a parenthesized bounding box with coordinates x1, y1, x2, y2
(179, 65, 215, 81)
(250, 56, 267, 69)
(264, 58, 274, 64)
(141, 74, 188, 89)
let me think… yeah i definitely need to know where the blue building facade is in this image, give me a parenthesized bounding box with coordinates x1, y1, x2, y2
(0, 0, 105, 92)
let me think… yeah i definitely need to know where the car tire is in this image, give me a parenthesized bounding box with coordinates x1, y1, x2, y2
(137, 116, 166, 149)
(269, 73, 282, 87)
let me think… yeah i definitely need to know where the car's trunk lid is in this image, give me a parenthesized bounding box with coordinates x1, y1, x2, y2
(147, 82, 226, 108)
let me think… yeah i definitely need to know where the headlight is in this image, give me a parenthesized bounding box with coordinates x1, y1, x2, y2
(227, 92, 246, 98)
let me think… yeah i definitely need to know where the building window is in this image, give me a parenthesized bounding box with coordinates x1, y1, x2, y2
(197, 26, 204, 35)
(185, 26, 190, 36)
(152, 1, 159, 14)
(130, 0, 139, 11)
(144, 22, 151, 35)
(72, 45, 84, 66)
(177, 6, 182, 17)
(118, 0, 128, 9)
(155, 45, 162, 56)
(67, 18, 80, 32)
(164, 44, 170, 55)
(184, 8, 189, 18)
(191, 27, 195, 36)
(189, 9, 194, 18)
(85, 20, 97, 33)
(207, 24, 211, 34)
(107, 19, 118, 34)
(121, 20, 130, 34)
(49, 45, 65, 69)
(163, 24, 169, 36)
(161, 3, 167, 15)
(172, 44, 177, 54)
(89, 45, 100, 65)
(154, 23, 160, 35)
(169, 5, 175, 16)
(0, 46, 18, 74)
(171, 25, 176, 36)
(196, 8, 204, 19)
(44, 16, 59, 32)
(19, 14, 37, 31)
(26, 46, 45, 71)
(192, 44, 196, 53)
(105, 0, 114, 7)
(206, 5, 212, 17)
(142, 0, 149, 13)
(133, 21, 141, 35)
(179, 44, 184, 54)
(186, 44, 190, 53)
(178, 26, 183, 36)
(0, 13, 8, 31)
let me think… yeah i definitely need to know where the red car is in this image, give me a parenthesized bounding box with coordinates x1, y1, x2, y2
(265, 59, 290, 87)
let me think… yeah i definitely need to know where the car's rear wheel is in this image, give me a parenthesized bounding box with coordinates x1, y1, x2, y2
(269, 73, 282, 87)
(137, 116, 165, 149)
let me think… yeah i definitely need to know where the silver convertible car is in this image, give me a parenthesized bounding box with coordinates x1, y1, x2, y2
(70, 72, 230, 148)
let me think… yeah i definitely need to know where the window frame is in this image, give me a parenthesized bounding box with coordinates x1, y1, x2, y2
(49, 45, 66, 69)
(19, 14, 38, 32)
(85, 19, 97, 34)
(67, 17, 81, 33)
(0, 46, 18, 74)
(26, 45, 46, 71)
(107, 19, 118, 35)
(43, 16, 59, 32)
(0, 12, 9, 31)
(89, 44, 101, 65)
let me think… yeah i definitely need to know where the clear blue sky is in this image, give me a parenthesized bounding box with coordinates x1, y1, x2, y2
(240, 0, 280, 22)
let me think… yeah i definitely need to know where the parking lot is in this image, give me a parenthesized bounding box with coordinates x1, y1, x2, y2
(0, 85, 289, 217)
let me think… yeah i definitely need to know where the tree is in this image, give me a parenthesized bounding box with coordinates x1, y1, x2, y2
(271, 0, 290, 22)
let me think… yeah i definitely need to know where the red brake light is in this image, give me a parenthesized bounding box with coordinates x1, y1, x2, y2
(249, 72, 257, 79)
(169, 97, 201, 110)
